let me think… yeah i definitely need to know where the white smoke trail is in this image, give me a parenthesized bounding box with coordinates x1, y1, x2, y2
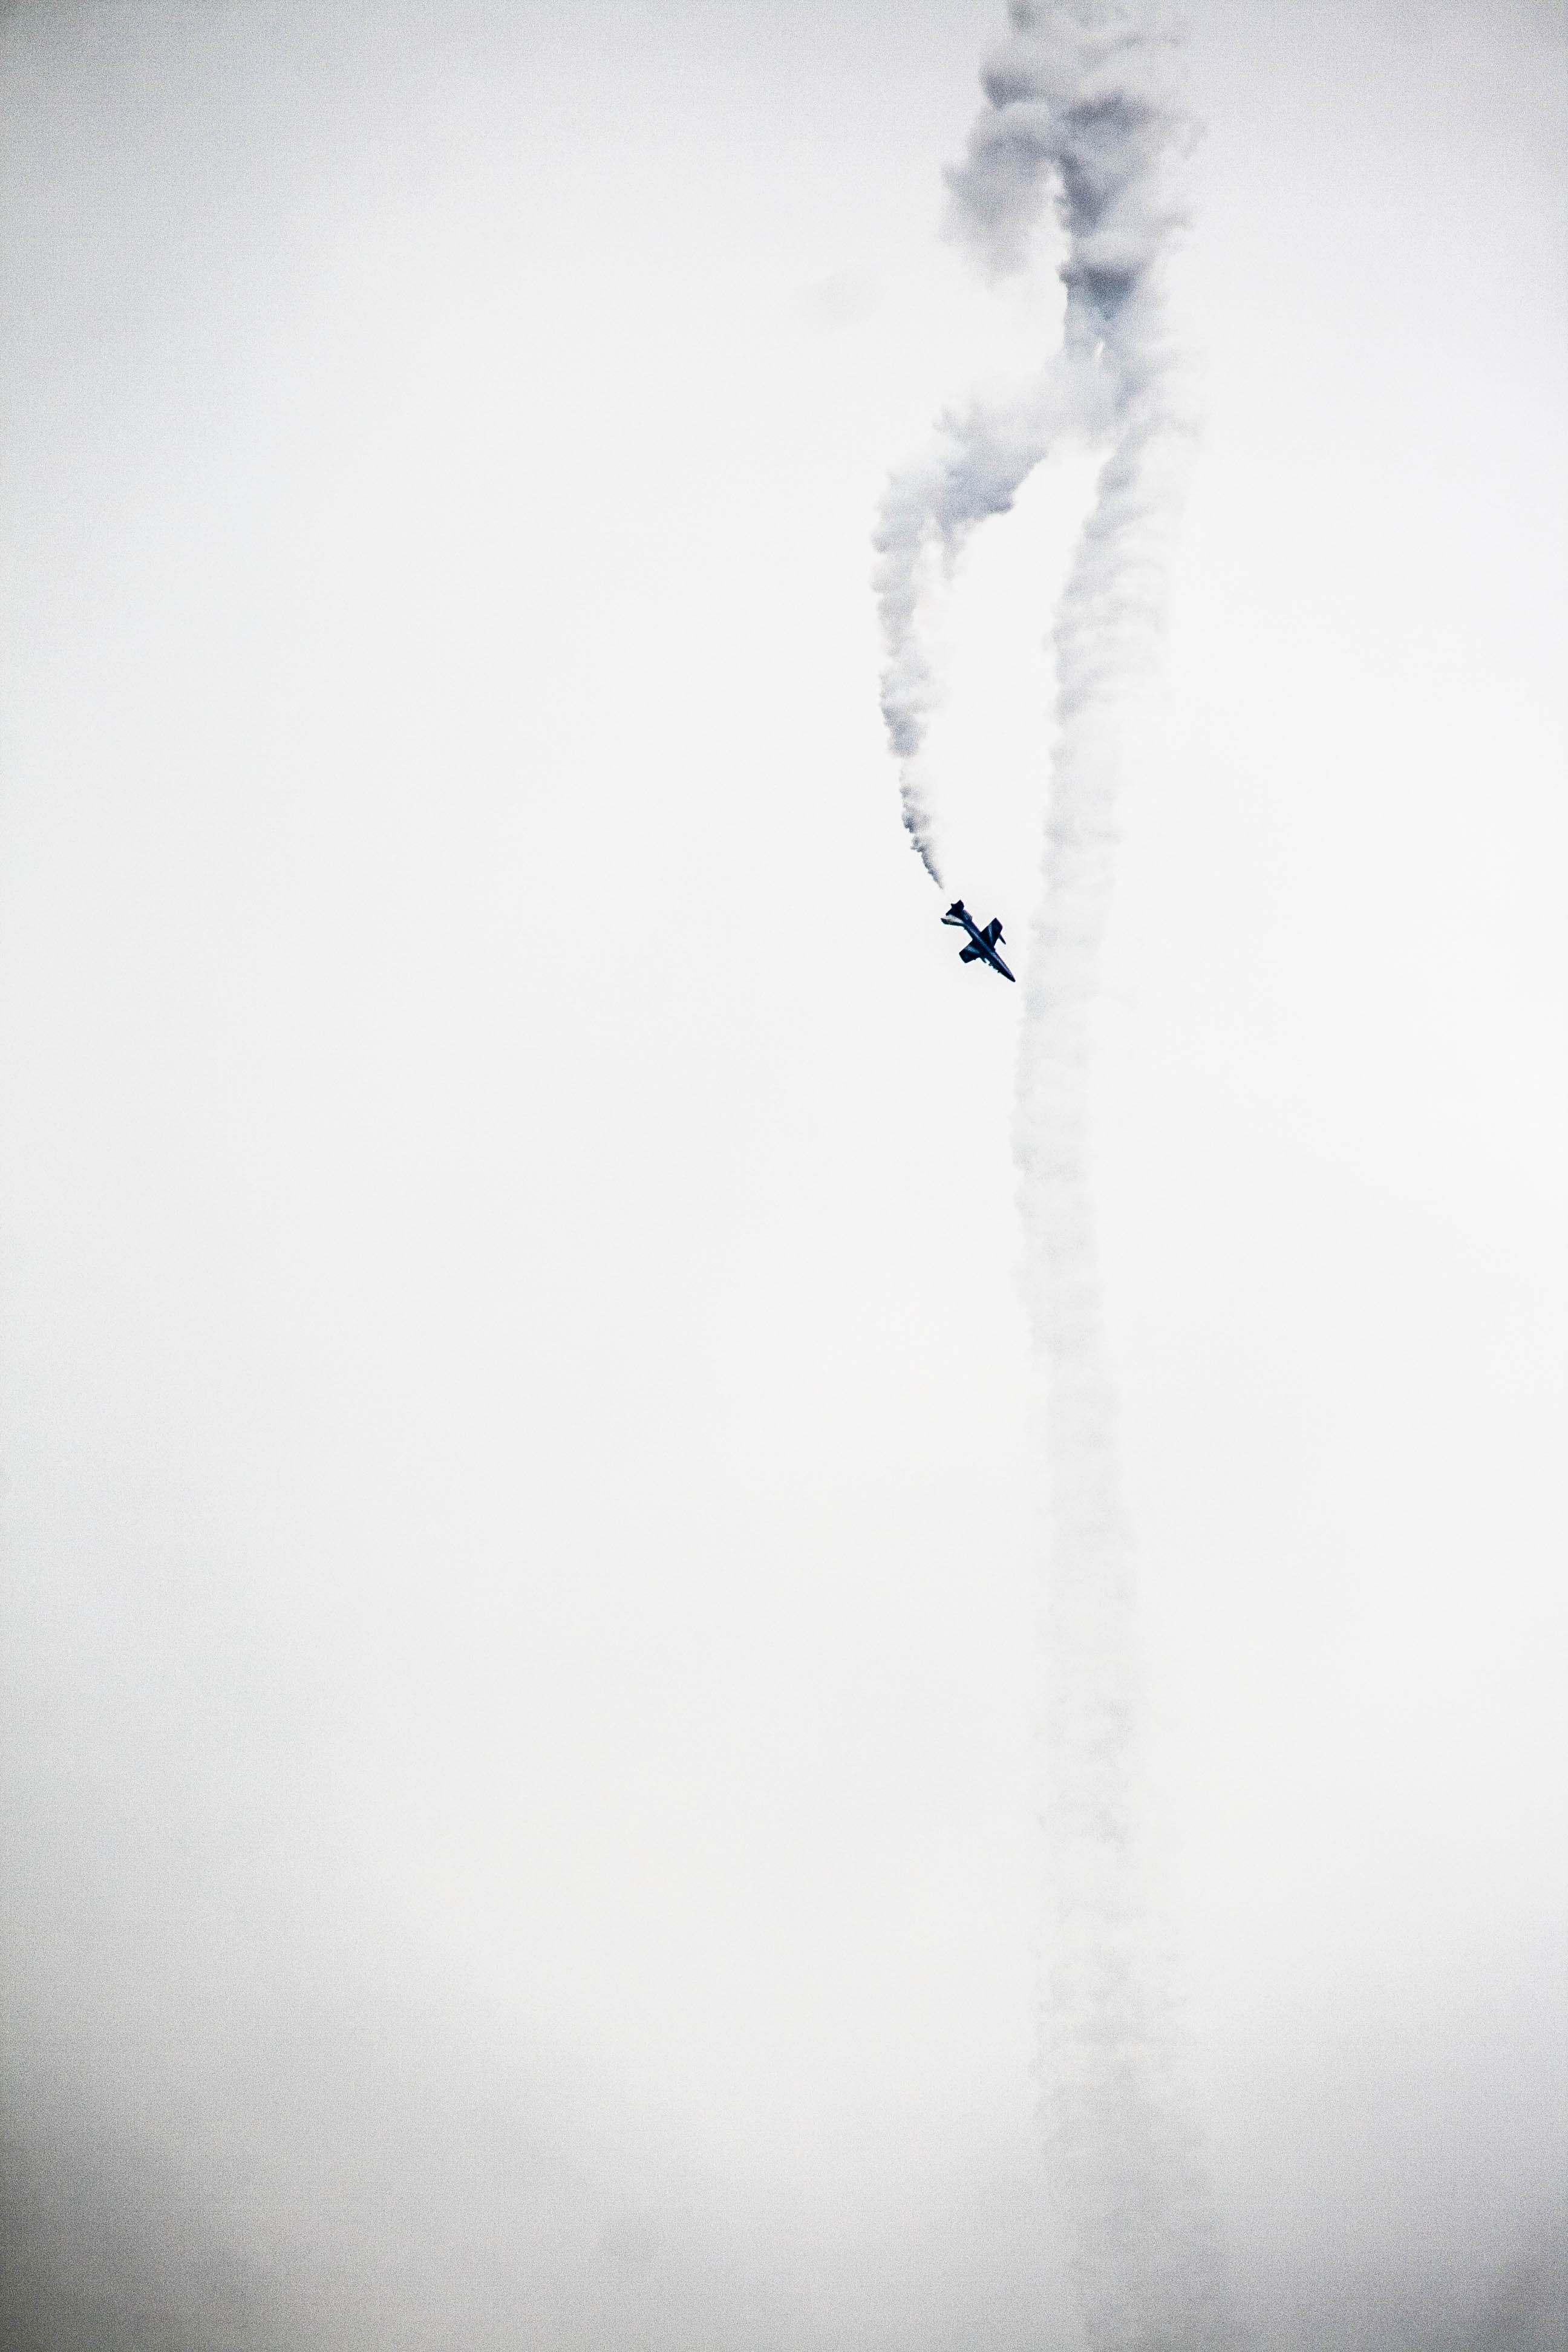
(884, 5, 1240, 2346)
(871, 0, 1178, 887)
(872, 362, 1103, 885)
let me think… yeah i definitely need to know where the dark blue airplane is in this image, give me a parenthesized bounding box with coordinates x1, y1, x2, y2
(942, 899, 1015, 983)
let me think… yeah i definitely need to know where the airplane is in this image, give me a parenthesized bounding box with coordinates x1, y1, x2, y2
(941, 899, 1016, 982)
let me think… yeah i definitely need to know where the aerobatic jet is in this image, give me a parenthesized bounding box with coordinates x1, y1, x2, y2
(941, 899, 1016, 983)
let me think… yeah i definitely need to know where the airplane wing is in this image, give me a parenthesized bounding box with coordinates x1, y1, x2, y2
(959, 944, 983, 962)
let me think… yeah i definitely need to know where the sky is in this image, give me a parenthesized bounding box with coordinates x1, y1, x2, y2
(1, 2, 1564, 2347)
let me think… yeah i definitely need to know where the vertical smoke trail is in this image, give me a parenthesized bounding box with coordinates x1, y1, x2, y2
(884, 5, 1239, 2345)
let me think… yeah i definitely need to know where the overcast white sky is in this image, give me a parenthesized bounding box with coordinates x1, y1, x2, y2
(2, 2, 1565, 2347)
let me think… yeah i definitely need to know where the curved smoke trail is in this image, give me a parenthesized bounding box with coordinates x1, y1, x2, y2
(872, 362, 1103, 885)
(882, 5, 1241, 2345)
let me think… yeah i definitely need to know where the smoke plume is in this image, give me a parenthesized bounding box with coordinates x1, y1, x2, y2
(873, 0, 1183, 889)
(883, 4, 1238, 2345)
(872, 361, 1103, 885)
